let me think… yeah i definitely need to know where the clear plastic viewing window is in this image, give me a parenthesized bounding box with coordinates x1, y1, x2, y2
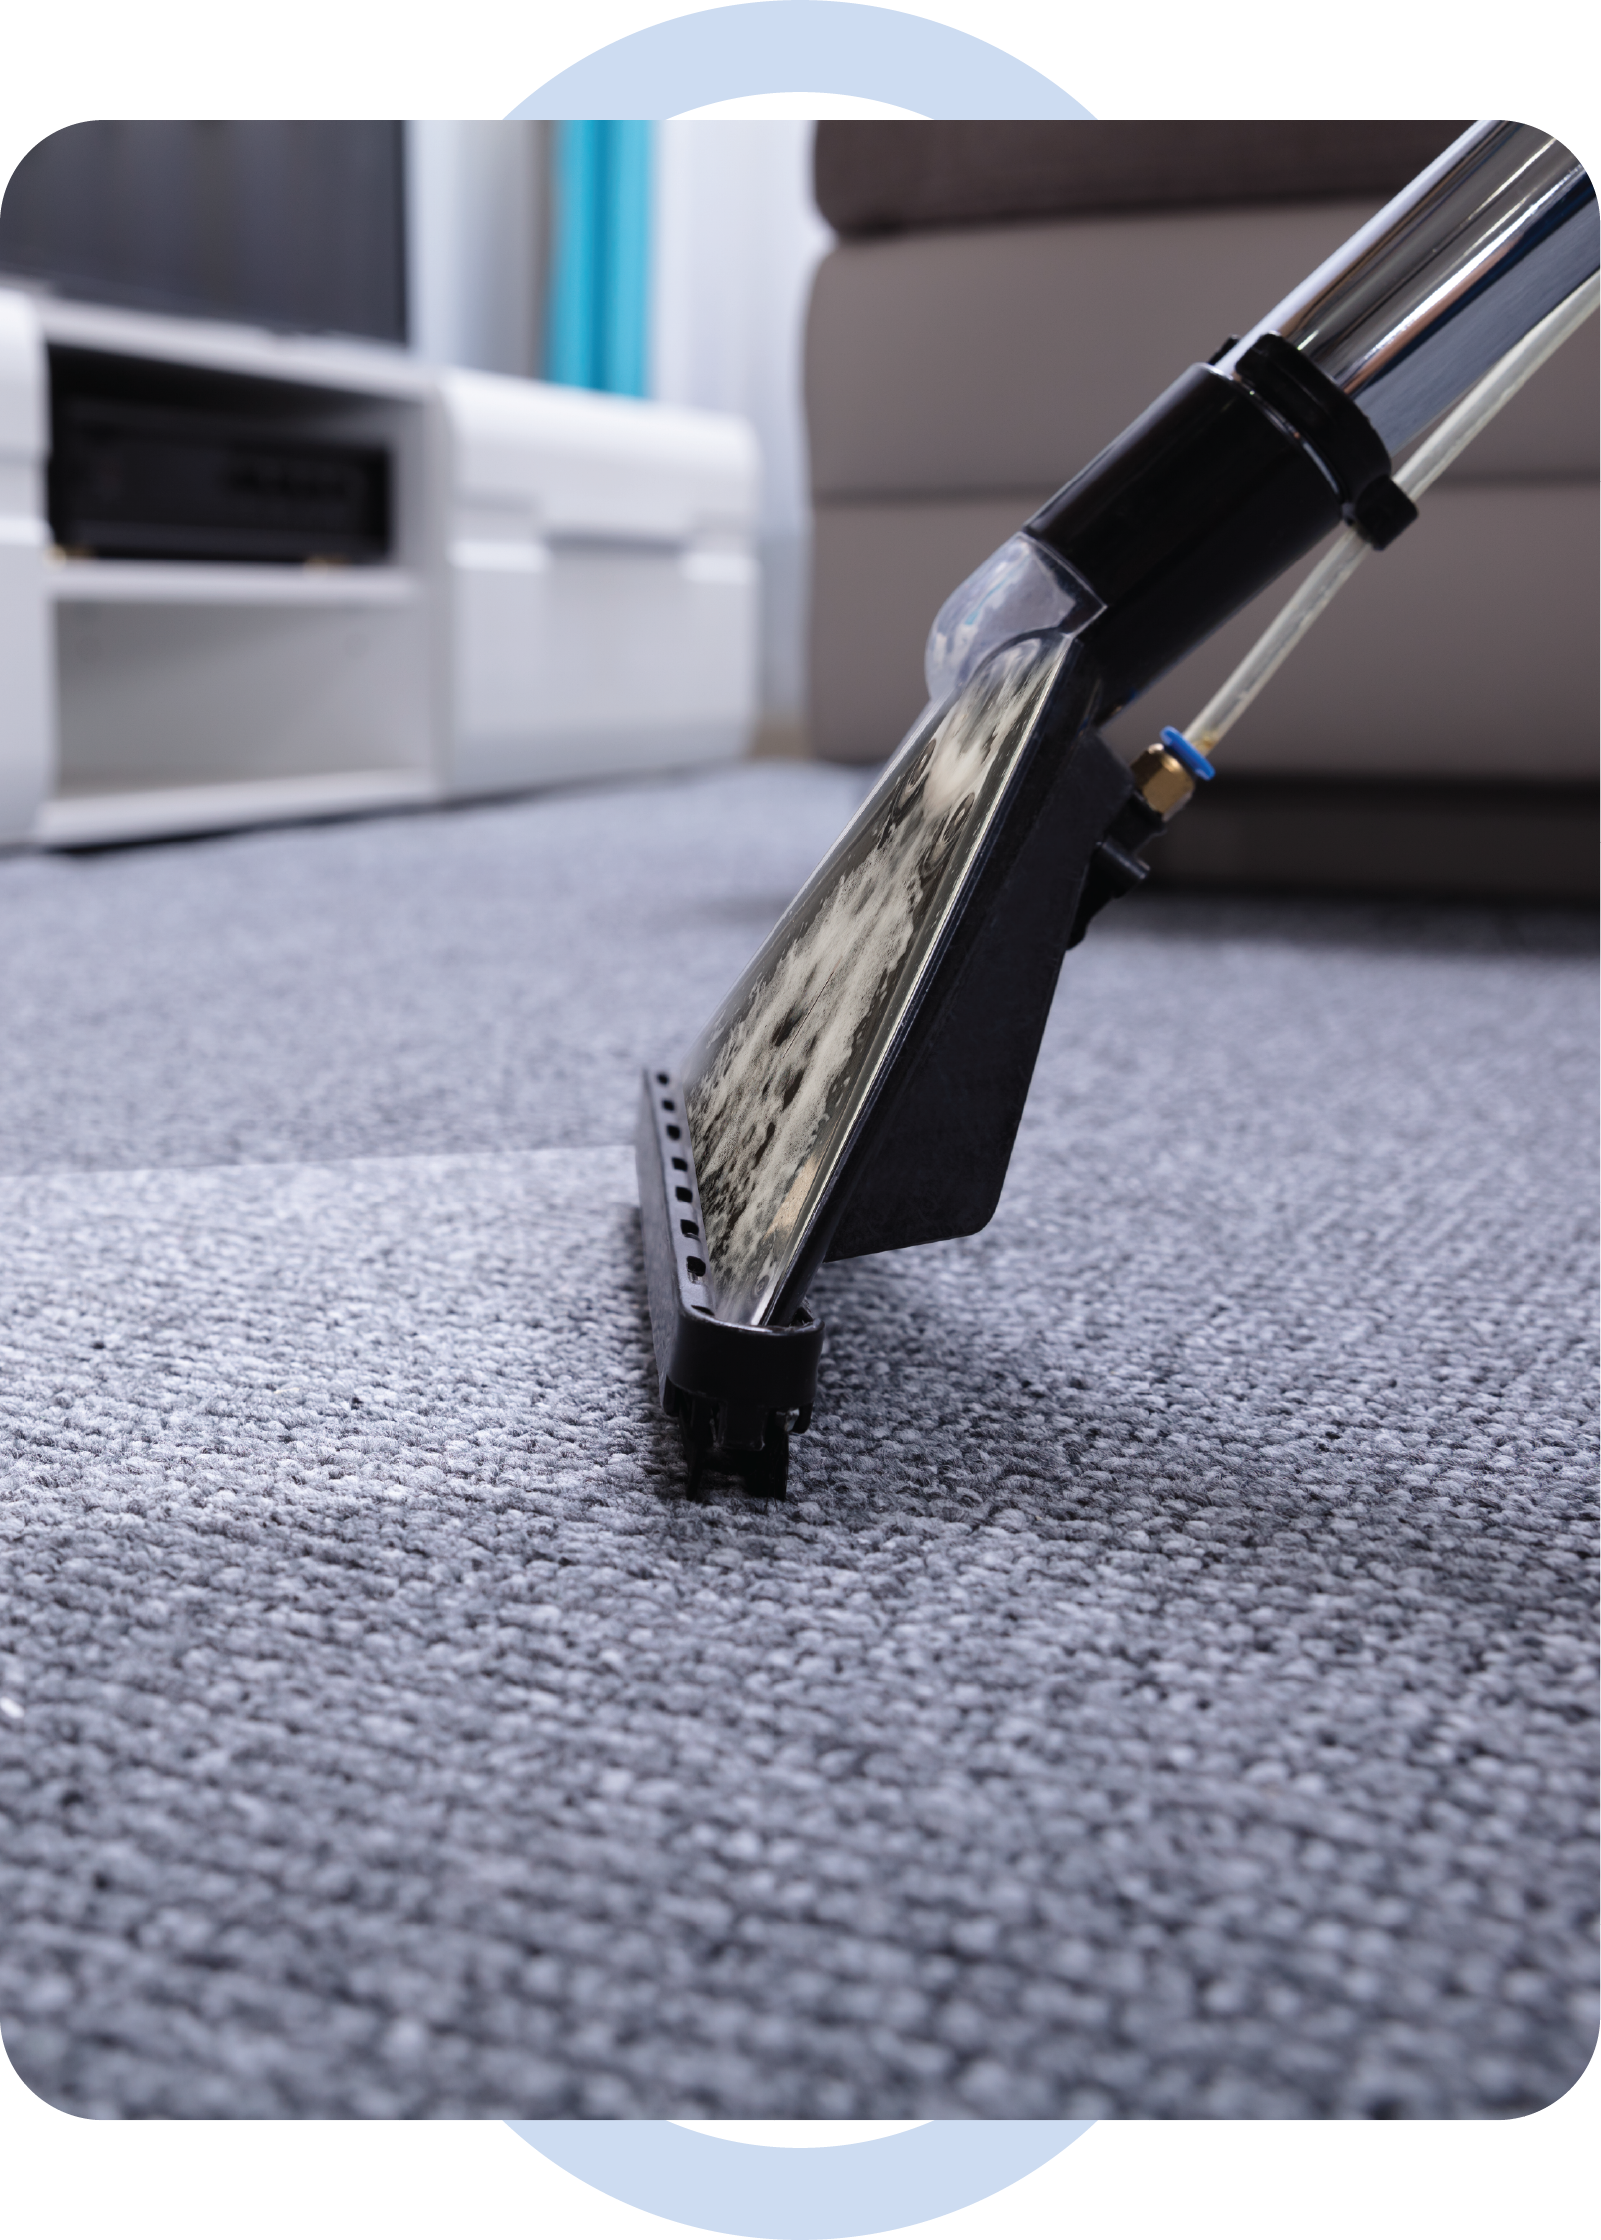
(683, 631, 1072, 1327)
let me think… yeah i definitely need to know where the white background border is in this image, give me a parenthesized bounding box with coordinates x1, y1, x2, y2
(1, 3, 1595, 2230)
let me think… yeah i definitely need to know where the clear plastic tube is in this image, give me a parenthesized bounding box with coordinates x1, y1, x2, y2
(1185, 271, 1600, 760)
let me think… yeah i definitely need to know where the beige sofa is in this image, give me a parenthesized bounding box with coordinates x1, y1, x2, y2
(804, 124, 1599, 897)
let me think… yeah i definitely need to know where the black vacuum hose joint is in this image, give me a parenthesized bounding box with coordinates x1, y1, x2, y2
(1022, 322, 1423, 720)
(1234, 332, 1418, 549)
(1023, 363, 1344, 718)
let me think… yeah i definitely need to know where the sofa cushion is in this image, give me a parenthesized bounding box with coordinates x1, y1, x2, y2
(810, 484, 1600, 779)
(809, 202, 1373, 502)
(814, 121, 1474, 236)
(806, 206, 1600, 505)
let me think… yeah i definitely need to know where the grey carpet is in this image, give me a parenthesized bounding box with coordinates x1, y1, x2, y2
(0, 765, 1595, 2120)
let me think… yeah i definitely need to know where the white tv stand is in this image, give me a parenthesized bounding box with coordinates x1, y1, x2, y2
(0, 287, 758, 849)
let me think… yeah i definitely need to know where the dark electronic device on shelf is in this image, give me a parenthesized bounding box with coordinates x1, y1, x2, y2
(47, 347, 391, 564)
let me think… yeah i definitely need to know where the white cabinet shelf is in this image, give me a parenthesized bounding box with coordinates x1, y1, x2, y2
(0, 289, 758, 849)
(47, 559, 425, 608)
(35, 768, 437, 848)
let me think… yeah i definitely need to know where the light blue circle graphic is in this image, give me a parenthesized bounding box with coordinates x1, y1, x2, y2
(507, 2, 1091, 120)
(505, 2120, 1093, 2239)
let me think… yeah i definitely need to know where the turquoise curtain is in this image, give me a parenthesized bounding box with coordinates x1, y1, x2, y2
(544, 122, 653, 397)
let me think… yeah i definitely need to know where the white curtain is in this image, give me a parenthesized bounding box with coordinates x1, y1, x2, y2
(407, 120, 833, 739)
(651, 123, 833, 737)
(405, 121, 548, 381)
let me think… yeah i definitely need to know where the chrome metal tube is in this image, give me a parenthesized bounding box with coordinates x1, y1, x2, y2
(1185, 271, 1601, 764)
(1224, 121, 1597, 457)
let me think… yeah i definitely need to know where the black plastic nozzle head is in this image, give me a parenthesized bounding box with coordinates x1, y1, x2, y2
(635, 1068, 823, 1498)
(635, 634, 1165, 1497)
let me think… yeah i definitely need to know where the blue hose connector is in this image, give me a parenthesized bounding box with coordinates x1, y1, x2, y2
(1159, 726, 1216, 781)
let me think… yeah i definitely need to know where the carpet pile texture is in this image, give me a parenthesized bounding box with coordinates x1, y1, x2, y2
(0, 764, 1595, 2118)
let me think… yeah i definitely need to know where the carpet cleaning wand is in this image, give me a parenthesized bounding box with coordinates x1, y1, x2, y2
(637, 121, 1598, 1499)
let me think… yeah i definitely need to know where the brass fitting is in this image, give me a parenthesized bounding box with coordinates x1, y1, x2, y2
(1130, 744, 1196, 820)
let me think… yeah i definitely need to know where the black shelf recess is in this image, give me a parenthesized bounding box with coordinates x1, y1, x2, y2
(635, 1070, 825, 1500)
(47, 348, 391, 564)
